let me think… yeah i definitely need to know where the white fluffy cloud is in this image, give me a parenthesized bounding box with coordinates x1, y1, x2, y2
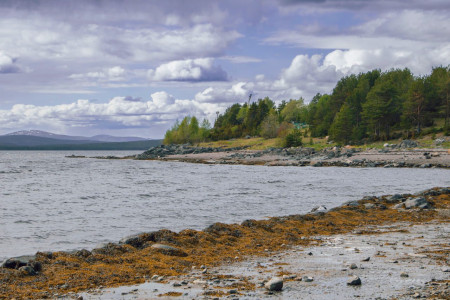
(0, 93, 223, 136)
(195, 82, 250, 103)
(265, 9, 450, 75)
(148, 58, 228, 82)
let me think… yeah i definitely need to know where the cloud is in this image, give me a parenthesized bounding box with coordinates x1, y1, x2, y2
(195, 82, 250, 103)
(264, 9, 450, 75)
(148, 58, 228, 82)
(0, 93, 224, 136)
(0, 52, 21, 73)
(69, 66, 126, 82)
(220, 56, 262, 64)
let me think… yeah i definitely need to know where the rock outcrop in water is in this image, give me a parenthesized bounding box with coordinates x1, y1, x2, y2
(135, 144, 249, 159)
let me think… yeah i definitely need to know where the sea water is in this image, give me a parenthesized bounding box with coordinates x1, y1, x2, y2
(0, 151, 448, 261)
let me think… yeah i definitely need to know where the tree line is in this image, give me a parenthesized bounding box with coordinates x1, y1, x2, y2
(164, 66, 449, 145)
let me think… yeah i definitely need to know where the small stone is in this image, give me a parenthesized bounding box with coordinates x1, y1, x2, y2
(362, 257, 370, 262)
(229, 289, 238, 294)
(302, 276, 314, 282)
(264, 277, 283, 291)
(151, 275, 159, 280)
(308, 252, 313, 256)
(350, 263, 358, 269)
(400, 272, 409, 278)
(76, 296, 83, 300)
(150, 244, 187, 257)
(347, 276, 362, 286)
(173, 282, 182, 287)
(181, 280, 188, 285)
(201, 268, 207, 274)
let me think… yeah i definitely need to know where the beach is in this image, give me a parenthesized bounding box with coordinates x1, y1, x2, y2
(1, 187, 449, 299)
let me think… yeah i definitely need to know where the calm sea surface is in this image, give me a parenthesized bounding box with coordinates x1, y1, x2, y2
(0, 151, 449, 261)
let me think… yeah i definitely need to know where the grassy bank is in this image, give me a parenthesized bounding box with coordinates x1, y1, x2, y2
(197, 132, 449, 151)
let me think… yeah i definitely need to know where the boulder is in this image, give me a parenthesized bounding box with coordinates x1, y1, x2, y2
(150, 244, 188, 257)
(399, 140, 418, 149)
(1, 255, 36, 269)
(310, 205, 327, 213)
(265, 277, 283, 291)
(404, 197, 430, 209)
(386, 194, 404, 203)
(364, 203, 375, 209)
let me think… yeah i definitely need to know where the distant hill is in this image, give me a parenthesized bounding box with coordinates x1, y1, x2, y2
(0, 131, 162, 150)
(4, 130, 148, 143)
(0, 137, 162, 150)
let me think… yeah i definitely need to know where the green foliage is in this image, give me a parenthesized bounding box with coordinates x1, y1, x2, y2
(283, 128, 303, 147)
(163, 65, 449, 146)
(329, 103, 354, 145)
(260, 113, 279, 138)
(164, 116, 206, 144)
(280, 98, 304, 122)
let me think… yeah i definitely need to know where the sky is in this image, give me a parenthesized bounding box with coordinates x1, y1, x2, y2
(0, 0, 449, 138)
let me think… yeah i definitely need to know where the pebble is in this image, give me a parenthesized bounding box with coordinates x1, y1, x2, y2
(362, 257, 370, 262)
(302, 276, 314, 282)
(264, 277, 283, 291)
(350, 263, 358, 269)
(400, 272, 409, 278)
(347, 276, 362, 286)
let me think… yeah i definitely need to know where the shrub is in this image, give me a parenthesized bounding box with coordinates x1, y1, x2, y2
(284, 128, 303, 147)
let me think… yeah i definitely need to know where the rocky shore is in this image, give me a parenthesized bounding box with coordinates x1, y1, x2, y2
(1, 187, 449, 299)
(125, 140, 450, 169)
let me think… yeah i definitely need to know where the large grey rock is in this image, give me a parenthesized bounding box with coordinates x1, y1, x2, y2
(347, 275, 362, 286)
(310, 205, 327, 213)
(399, 140, 418, 148)
(404, 197, 429, 209)
(1, 255, 36, 269)
(265, 277, 283, 291)
(150, 243, 188, 257)
(120, 234, 144, 248)
(386, 194, 404, 203)
(364, 203, 375, 209)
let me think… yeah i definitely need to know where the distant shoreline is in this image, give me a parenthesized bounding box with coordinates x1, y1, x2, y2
(93, 144, 450, 169)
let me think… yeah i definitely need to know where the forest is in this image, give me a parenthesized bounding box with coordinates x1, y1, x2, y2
(164, 66, 449, 146)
